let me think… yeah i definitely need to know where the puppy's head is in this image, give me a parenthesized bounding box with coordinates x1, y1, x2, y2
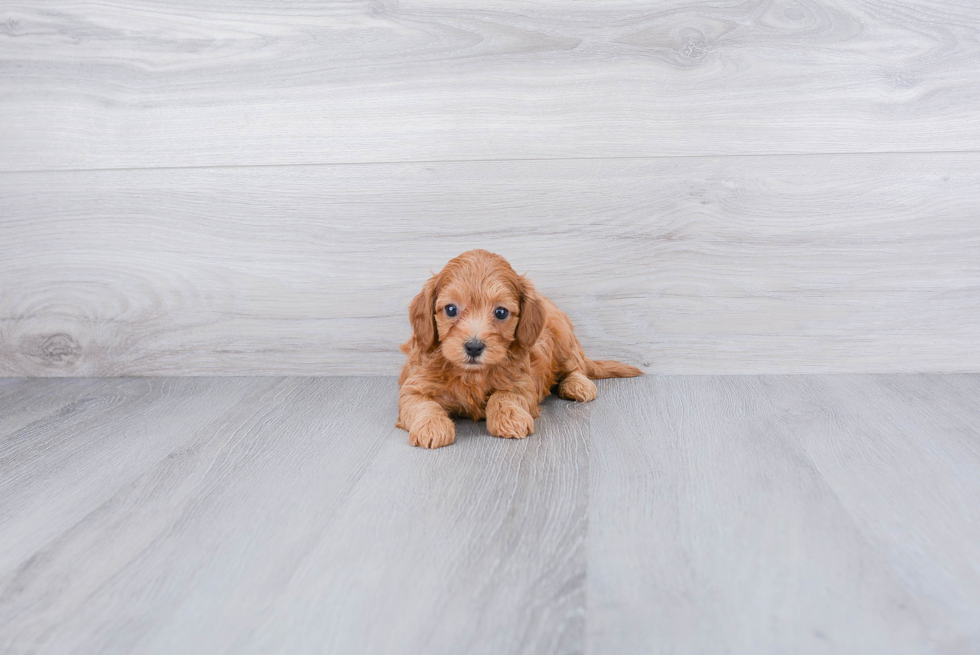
(409, 250, 544, 370)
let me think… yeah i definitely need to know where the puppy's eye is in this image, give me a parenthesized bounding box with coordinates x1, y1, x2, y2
(444, 304, 458, 317)
(494, 307, 509, 320)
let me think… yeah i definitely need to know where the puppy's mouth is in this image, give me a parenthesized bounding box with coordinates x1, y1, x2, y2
(463, 356, 484, 367)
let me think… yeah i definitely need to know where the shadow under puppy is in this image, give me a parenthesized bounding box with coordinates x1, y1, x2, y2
(397, 249, 642, 449)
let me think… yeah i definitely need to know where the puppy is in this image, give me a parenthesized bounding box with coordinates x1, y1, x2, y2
(396, 249, 642, 449)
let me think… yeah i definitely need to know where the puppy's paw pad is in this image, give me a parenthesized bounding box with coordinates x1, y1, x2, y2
(409, 415, 456, 449)
(559, 373, 597, 402)
(487, 405, 534, 439)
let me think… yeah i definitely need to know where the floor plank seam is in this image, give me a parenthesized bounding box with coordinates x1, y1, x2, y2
(4, 148, 980, 176)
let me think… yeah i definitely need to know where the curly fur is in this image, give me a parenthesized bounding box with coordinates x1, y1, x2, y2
(397, 249, 643, 448)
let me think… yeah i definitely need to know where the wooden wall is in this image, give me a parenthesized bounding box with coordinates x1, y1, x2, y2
(2, 0, 979, 375)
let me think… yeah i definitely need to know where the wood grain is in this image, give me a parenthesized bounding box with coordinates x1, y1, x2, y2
(3, 153, 979, 376)
(0, 377, 104, 437)
(2, 375, 979, 652)
(0, 377, 279, 574)
(587, 374, 980, 654)
(2, 0, 980, 170)
(0, 376, 587, 654)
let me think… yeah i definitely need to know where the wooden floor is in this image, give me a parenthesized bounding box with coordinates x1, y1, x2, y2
(1, 375, 978, 653)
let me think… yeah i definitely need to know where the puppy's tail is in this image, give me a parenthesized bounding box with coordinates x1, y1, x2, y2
(584, 358, 644, 379)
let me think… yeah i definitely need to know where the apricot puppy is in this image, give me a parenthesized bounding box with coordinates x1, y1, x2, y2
(396, 249, 642, 449)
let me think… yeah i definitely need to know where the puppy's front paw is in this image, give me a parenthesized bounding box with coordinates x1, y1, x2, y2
(559, 371, 597, 402)
(487, 403, 535, 439)
(409, 415, 456, 449)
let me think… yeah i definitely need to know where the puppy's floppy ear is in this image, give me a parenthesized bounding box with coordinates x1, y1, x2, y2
(409, 275, 439, 351)
(515, 275, 545, 350)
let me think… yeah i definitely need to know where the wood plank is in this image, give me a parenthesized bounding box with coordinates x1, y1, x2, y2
(238, 390, 588, 655)
(2, 0, 980, 170)
(3, 153, 979, 376)
(0, 378, 104, 438)
(2, 375, 978, 651)
(793, 374, 980, 646)
(0, 377, 587, 654)
(587, 375, 980, 653)
(0, 377, 279, 574)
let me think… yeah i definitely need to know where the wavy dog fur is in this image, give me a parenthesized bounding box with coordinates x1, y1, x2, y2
(397, 249, 642, 448)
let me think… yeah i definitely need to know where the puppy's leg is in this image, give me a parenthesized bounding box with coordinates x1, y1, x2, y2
(548, 310, 598, 402)
(486, 391, 536, 439)
(399, 389, 455, 449)
(558, 370, 597, 402)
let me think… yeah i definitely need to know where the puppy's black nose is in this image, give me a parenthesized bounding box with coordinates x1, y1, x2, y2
(464, 339, 486, 358)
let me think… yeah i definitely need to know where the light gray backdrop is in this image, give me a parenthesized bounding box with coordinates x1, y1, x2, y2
(2, 0, 978, 376)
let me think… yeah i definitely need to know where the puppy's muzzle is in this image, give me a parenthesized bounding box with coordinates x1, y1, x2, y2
(464, 339, 486, 359)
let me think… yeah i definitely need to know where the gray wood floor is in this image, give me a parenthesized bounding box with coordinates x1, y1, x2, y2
(2, 375, 978, 653)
